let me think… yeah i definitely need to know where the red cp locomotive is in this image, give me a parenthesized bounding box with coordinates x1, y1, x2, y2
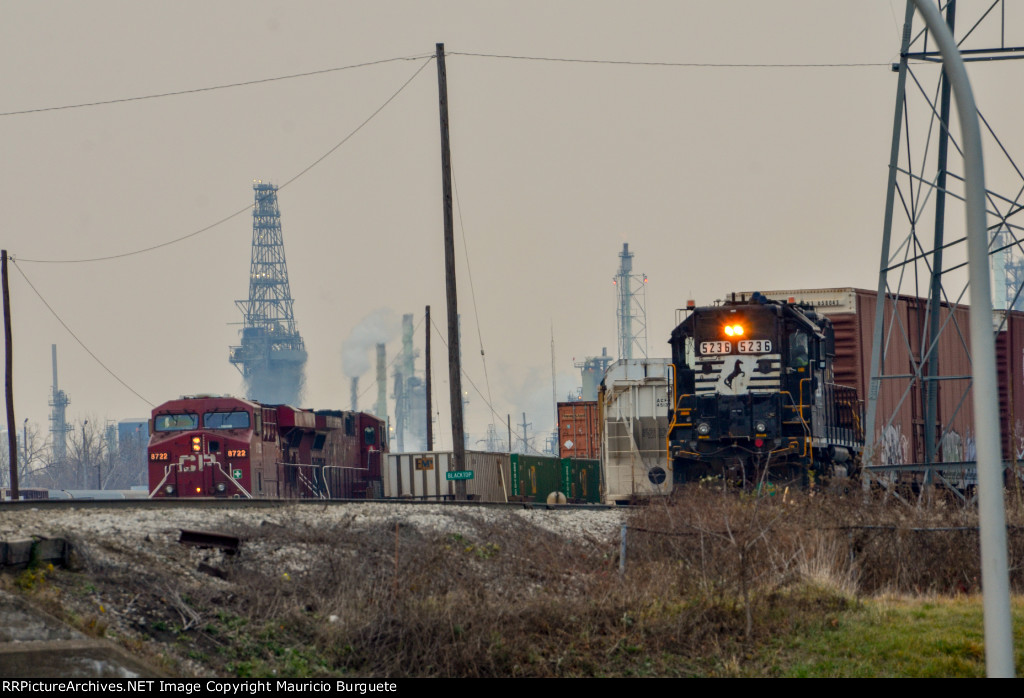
(147, 395, 387, 499)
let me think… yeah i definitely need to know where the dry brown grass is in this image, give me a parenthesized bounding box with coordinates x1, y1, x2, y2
(16, 489, 1024, 677)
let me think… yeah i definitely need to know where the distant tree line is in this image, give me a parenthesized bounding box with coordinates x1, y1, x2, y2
(0, 419, 148, 492)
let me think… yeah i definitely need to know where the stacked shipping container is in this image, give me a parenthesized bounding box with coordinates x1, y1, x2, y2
(557, 401, 600, 459)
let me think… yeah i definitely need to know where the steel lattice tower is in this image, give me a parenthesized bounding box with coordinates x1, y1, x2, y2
(229, 181, 307, 405)
(614, 243, 648, 360)
(867, 0, 1024, 487)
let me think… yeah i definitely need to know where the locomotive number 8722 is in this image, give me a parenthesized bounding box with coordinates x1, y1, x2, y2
(666, 292, 863, 485)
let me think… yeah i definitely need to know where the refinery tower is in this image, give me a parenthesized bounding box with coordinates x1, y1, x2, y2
(230, 181, 307, 405)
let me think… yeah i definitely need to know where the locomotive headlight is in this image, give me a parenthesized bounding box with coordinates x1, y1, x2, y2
(164, 484, 176, 496)
(723, 324, 745, 337)
(215, 482, 227, 493)
(755, 421, 767, 434)
(696, 422, 711, 436)
(191, 436, 202, 452)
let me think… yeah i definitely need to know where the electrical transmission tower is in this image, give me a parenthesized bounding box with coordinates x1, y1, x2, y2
(1006, 253, 1024, 311)
(230, 181, 307, 405)
(614, 243, 648, 360)
(867, 0, 1024, 484)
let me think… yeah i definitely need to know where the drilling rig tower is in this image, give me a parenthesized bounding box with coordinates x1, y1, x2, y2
(230, 181, 307, 405)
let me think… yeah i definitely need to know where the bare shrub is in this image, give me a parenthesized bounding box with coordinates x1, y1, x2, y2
(627, 485, 1024, 601)
(25, 490, 1024, 677)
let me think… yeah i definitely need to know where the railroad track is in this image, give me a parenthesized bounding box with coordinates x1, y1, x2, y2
(0, 496, 621, 511)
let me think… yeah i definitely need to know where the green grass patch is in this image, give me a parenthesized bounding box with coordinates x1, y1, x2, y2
(763, 595, 1024, 677)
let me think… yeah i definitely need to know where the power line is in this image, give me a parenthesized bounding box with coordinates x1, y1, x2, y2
(0, 54, 433, 117)
(451, 166, 496, 432)
(276, 58, 433, 194)
(448, 51, 889, 68)
(18, 205, 255, 265)
(429, 315, 545, 456)
(17, 57, 434, 265)
(2, 49, 883, 122)
(11, 260, 154, 407)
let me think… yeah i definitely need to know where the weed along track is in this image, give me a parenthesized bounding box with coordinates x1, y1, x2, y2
(2, 493, 1022, 677)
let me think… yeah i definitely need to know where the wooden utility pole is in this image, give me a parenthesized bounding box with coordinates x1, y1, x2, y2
(2, 250, 18, 501)
(436, 42, 466, 498)
(425, 305, 433, 450)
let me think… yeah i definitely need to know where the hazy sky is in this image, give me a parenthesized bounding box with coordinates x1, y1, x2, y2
(2, 1, 1021, 450)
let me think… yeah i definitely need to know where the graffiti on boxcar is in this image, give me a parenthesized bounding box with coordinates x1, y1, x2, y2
(963, 427, 976, 463)
(940, 431, 962, 462)
(878, 424, 909, 465)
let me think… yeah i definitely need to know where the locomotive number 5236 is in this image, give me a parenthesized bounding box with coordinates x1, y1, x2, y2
(738, 339, 772, 353)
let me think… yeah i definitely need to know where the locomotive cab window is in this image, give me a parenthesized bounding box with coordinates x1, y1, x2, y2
(789, 331, 810, 369)
(681, 337, 695, 368)
(154, 413, 199, 432)
(203, 411, 251, 430)
(364, 426, 376, 446)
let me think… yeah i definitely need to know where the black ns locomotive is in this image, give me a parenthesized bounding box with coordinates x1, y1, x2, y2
(667, 292, 863, 485)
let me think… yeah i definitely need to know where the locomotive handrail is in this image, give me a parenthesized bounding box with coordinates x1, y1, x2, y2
(778, 389, 809, 428)
(321, 463, 374, 500)
(284, 462, 368, 471)
(293, 468, 323, 500)
(779, 387, 812, 461)
(666, 391, 695, 470)
(148, 464, 174, 499)
(799, 379, 813, 465)
(216, 462, 253, 499)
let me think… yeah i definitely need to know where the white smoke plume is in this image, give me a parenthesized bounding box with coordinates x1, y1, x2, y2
(341, 308, 400, 377)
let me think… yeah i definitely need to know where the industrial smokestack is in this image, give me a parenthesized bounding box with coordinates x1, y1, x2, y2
(50, 344, 70, 463)
(375, 343, 387, 420)
(401, 314, 414, 384)
(351, 377, 359, 411)
(341, 308, 400, 415)
(394, 369, 404, 452)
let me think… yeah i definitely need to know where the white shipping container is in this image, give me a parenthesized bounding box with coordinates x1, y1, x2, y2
(384, 450, 511, 502)
(600, 358, 672, 503)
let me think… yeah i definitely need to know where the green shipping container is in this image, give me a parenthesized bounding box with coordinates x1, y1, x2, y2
(561, 458, 601, 504)
(510, 454, 561, 503)
(510, 454, 601, 504)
